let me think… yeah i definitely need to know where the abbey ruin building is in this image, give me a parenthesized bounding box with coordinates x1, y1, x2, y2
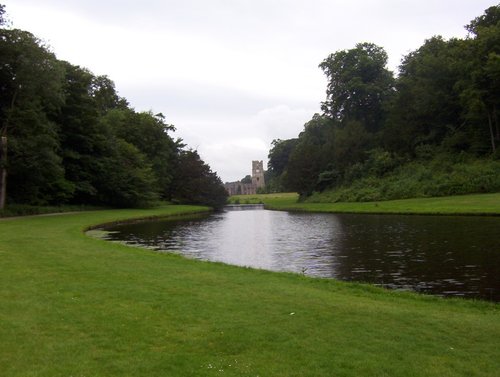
(224, 161, 265, 196)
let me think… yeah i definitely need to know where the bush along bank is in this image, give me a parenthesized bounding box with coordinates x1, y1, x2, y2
(306, 154, 500, 203)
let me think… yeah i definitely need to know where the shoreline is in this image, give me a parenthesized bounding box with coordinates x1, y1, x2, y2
(1, 203, 499, 376)
(229, 192, 500, 217)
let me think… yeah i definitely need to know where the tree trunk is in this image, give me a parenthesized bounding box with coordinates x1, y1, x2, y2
(494, 107, 499, 141)
(488, 110, 496, 153)
(0, 136, 7, 209)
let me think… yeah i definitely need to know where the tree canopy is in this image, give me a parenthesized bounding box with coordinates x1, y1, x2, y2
(319, 42, 395, 133)
(0, 5, 227, 209)
(267, 5, 500, 198)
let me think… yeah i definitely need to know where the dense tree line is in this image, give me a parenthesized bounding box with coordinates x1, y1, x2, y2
(0, 5, 227, 209)
(267, 5, 500, 199)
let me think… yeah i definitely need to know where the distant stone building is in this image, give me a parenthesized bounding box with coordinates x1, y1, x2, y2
(225, 160, 266, 196)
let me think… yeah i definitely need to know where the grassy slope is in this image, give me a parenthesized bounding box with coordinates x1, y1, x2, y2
(229, 192, 500, 215)
(0, 205, 498, 376)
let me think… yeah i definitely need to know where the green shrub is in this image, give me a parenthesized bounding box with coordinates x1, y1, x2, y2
(307, 156, 500, 203)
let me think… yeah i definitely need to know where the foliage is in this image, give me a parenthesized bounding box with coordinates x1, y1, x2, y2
(319, 42, 395, 132)
(170, 149, 228, 209)
(57, 62, 104, 203)
(265, 138, 298, 192)
(282, 114, 336, 196)
(0, 6, 227, 209)
(240, 174, 252, 184)
(308, 155, 500, 203)
(460, 5, 500, 154)
(383, 36, 466, 154)
(0, 28, 70, 205)
(97, 139, 159, 207)
(269, 5, 500, 200)
(267, 138, 298, 177)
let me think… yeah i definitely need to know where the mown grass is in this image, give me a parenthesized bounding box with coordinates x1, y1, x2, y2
(0, 204, 499, 376)
(230, 192, 500, 216)
(228, 192, 298, 206)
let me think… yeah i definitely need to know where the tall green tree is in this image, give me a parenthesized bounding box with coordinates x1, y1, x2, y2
(0, 4, 8, 208)
(57, 62, 107, 203)
(170, 149, 228, 209)
(284, 115, 336, 196)
(0, 27, 69, 206)
(0, 5, 230, 209)
(460, 4, 500, 153)
(467, 4, 500, 32)
(105, 109, 179, 199)
(266, 138, 298, 191)
(384, 37, 466, 154)
(96, 138, 159, 207)
(270, 5, 500, 199)
(268, 138, 298, 178)
(319, 42, 395, 132)
(90, 74, 128, 115)
(57, 67, 165, 207)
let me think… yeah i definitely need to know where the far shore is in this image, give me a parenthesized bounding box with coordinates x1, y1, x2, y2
(228, 192, 500, 216)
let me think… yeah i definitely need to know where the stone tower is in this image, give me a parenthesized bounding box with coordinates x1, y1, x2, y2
(251, 160, 265, 189)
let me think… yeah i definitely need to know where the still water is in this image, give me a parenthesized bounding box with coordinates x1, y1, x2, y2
(102, 206, 500, 301)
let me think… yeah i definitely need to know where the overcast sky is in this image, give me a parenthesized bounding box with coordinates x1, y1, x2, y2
(3, 0, 496, 182)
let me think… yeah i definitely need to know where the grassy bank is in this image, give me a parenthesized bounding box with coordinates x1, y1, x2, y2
(0, 204, 499, 376)
(229, 192, 500, 216)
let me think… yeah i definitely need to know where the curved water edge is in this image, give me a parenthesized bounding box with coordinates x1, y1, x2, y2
(96, 206, 500, 302)
(84, 210, 212, 232)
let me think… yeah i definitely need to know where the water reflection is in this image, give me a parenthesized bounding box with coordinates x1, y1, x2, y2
(102, 207, 500, 301)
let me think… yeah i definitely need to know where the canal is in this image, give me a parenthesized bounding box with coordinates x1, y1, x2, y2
(101, 206, 500, 301)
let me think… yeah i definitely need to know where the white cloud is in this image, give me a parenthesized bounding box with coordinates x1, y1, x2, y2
(252, 105, 317, 141)
(202, 138, 268, 183)
(173, 104, 316, 182)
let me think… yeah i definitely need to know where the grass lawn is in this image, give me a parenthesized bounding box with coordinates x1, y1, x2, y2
(0, 204, 499, 376)
(229, 192, 500, 215)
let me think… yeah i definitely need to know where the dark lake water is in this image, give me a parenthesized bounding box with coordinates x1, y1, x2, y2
(101, 206, 500, 302)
